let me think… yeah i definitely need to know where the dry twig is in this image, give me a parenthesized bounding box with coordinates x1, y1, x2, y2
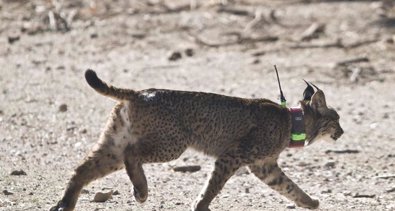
(335, 57, 370, 66)
(325, 149, 360, 154)
(300, 22, 326, 41)
(189, 32, 278, 48)
(376, 175, 395, 179)
(290, 39, 343, 49)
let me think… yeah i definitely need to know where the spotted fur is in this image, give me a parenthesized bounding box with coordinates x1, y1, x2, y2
(50, 70, 343, 211)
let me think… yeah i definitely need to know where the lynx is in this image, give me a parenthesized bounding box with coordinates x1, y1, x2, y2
(50, 69, 343, 211)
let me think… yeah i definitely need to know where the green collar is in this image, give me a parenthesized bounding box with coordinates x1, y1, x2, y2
(288, 107, 306, 148)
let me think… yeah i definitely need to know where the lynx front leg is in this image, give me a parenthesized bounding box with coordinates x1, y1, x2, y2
(249, 162, 319, 209)
(193, 153, 244, 211)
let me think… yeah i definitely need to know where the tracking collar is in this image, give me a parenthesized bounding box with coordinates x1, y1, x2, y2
(273, 65, 308, 148)
(288, 107, 306, 148)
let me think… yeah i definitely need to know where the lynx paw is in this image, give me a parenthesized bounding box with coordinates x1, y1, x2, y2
(133, 187, 147, 203)
(308, 199, 319, 209)
(192, 206, 211, 211)
(49, 201, 67, 211)
(192, 202, 211, 211)
(299, 198, 319, 209)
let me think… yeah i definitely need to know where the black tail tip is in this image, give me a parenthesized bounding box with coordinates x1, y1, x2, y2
(85, 69, 105, 90)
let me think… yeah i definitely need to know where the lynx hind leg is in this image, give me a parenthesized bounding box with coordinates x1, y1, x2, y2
(124, 134, 188, 203)
(124, 144, 148, 203)
(193, 152, 246, 211)
(50, 136, 125, 211)
(249, 161, 319, 209)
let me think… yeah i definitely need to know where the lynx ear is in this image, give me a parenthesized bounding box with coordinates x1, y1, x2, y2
(310, 89, 327, 111)
(302, 80, 314, 101)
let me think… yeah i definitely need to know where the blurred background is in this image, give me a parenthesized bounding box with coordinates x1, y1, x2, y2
(0, 0, 394, 210)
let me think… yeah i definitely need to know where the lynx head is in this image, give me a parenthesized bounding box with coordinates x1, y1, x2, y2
(300, 81, 344, 145)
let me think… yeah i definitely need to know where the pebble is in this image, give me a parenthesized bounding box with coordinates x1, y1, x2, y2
(3, 190, 13, 195)
(286, 204, 296, 209)
(251, 58, 260, 64)
(10, 170, 27, 176)
(81, 189, 89, 194)
(168, 51, 182, 61)
(386, 187, 395, 193)
(245, 187, 250, 193)
(324, 161, 336, 168)
(185, 48, 194, 57)
(93, 191, 113, 202)
(90, 33, 98, 39)
(58, 104, 68, 112)
(8, 35, 20, 44)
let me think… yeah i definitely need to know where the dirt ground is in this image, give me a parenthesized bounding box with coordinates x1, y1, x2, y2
(1, 0, 395, 210)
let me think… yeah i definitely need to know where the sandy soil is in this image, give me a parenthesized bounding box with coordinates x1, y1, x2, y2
(1, 0, 395, 210)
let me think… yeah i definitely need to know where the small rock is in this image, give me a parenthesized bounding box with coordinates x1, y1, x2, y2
(80, 128, 87, 134)
(235, 167, 250, 176)
(245, 187, 250, 193)
(0, 110, 3, 115)
(112, 190, 120, 195)
(59, 104, 68, 112)
(56, 65, 65, 70)
(386, 187, 395, 193)
(8, 35, 20, 44)
(324, 161, 336, 169)
(93, 191, 113, 202)
(130, 33, 146, 39)
(185, 48, 194, 57)
(297, 162, 309, 167)
(370, 122, 378, 129)
(81, 189, 89, 194)
(74, 142, 82, 149)
(3, 190, 13, 195)
(384, 36, 394, 44)
(21, 21, 43, 35)
(90, 33, 98, 39)
(286, 204, 296, 209)
(168, 51, 182, 61)
(173, 165, 201, 173)
(251, 58, 260, 64)
(10, 170, 27, 176)
(321, 189, 332, 194)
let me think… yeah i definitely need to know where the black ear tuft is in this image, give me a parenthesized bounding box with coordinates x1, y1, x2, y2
(309, 82, 320, 91)
(303, 79, 314, 101)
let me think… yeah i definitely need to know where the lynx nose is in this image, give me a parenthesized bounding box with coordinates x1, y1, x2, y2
(339, 127, 344, 136)
(334, 128, 344, 140)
